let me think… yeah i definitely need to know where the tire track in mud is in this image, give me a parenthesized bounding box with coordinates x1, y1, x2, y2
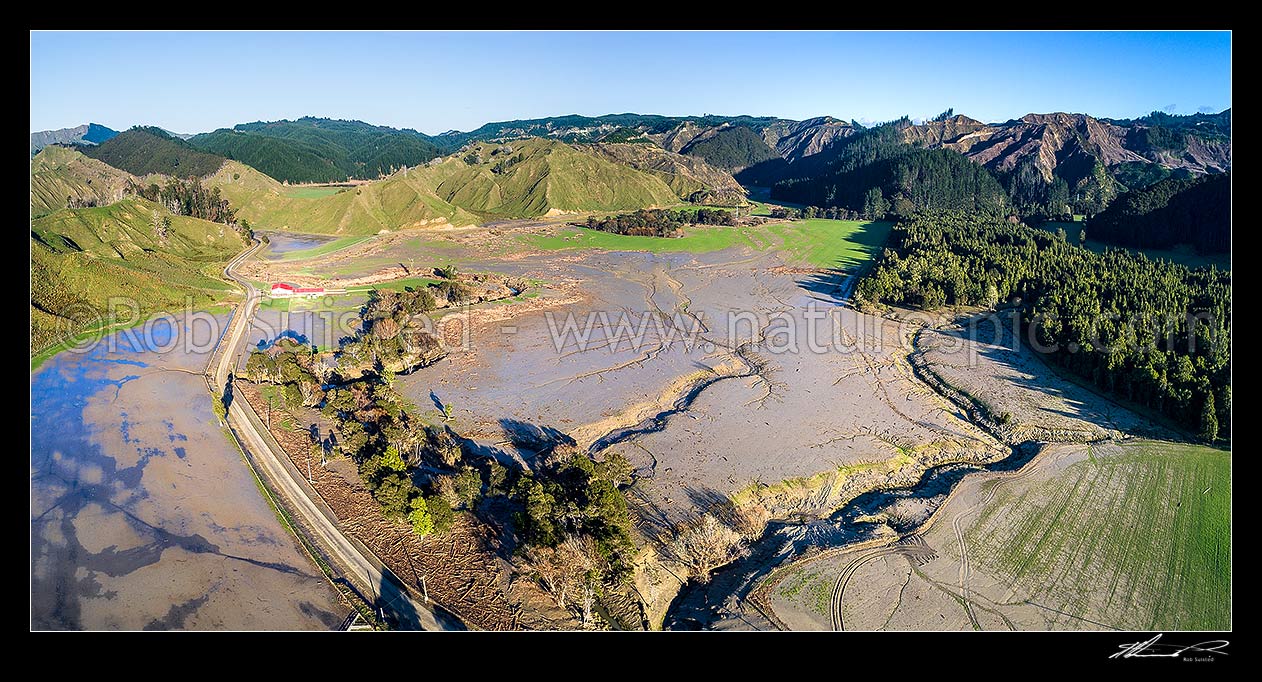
(830, 535, 937, 630)
(946, 446, 1051, 630)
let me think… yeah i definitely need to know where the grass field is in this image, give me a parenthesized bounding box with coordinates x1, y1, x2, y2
(967, 440, 1230, 629)
(277, 235, 372, 261)
(31, 197, 245, 357)
(258, 296, 291, 312)
(1040, 221, 1231, 270)
(349, 276, 442, 292)
(526, 219, 891, 270)
(282, 186, 348, 199)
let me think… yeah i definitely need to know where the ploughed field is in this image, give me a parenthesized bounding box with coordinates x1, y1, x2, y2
(768, 439, 1230, 630)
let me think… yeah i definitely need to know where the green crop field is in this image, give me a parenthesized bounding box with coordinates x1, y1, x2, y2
(282, 186, 348, 199)
(966, 440, 1231, 630)
(767, 219, 892, 269)
(1040, 221, 1231, 270)
(526, 219, 891, 270)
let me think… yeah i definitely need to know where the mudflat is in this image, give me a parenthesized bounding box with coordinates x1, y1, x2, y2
(30, 315, 346, 630)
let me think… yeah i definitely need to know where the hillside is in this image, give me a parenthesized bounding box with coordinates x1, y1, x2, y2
(186, 129, 343, 183)
(190, 117, 444, 183)
(208, 138, 694, 234)
(30, 123, 118, 154)
(435, 113, 781, 148)
(417, 138, 682, 218)
(434, 113, 869, 185)
(676, 125, 780, 172)
(759, 116, 858, 161)
(208, 161, 478, 235)
(901, 111, 1232, 216)
(584, 143, 748, 206)
(80, 127, 227, 178)
(1088, 172, 1230, 254)
(31, 197, 245, 354)
(772, 122, 1009, 217)
(31, 146, 137, 217)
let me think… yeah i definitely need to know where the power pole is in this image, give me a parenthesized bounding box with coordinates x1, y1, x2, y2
(420, 575, 428, 604)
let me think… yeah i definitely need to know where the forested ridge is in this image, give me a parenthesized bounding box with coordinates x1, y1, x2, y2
(680, 126, 780, 171)
(1088, 172, 1230, 253)
(80, 127, 226, 178)
(857, 212, 1230, 440)
(191, 117, 444, 183)
(771, 122, 1009, 217)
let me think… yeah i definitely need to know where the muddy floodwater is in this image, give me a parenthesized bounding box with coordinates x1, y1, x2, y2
(259, 231, 337, 259)
(30, 315, 346, 630)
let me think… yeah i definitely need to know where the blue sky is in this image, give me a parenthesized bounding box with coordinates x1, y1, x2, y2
(30, 31, 1231, 135)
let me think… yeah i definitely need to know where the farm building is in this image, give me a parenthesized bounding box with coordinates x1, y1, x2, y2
(270, 282, 326, 298)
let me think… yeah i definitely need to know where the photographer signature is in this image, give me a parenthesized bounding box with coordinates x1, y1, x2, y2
(1111, 634, 1229, 660)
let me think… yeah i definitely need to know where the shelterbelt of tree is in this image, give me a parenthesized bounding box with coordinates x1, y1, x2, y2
(857, 211, 1230, 441)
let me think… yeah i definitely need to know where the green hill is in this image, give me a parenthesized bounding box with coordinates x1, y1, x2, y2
(679, 125, 780, 172)
(80, 127, 227, 178)
(31, 197, 246, 356)
(584, 142, 748, 207)
(190, 117, 443, 183)
(209, 161, 479, 234)
(418, 138, 682, 218)
(209, 138, 688, 234)
(31, 146, 137, 218)
(185, 129, 344, 183)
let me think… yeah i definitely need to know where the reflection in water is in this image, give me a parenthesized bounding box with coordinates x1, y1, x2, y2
(31, 316, 345, 630)
(259, 231, 336, 259)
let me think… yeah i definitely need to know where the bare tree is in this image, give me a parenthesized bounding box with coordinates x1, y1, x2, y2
(520, 544, 572, 611)
(151, 209, 169, 240)
(518, 533, 606, 627)
(562, 534, 603, 627)
(665, 513, 746, 582)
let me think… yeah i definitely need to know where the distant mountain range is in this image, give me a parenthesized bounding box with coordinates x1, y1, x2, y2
(30, 123, 118, 154)
(31, 107, 1230, 221)
(429, 110, 1229, 216)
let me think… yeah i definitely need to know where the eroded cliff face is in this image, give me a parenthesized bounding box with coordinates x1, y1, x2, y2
(760, 116, 858, 161)
(904, 112, 1231, 181)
